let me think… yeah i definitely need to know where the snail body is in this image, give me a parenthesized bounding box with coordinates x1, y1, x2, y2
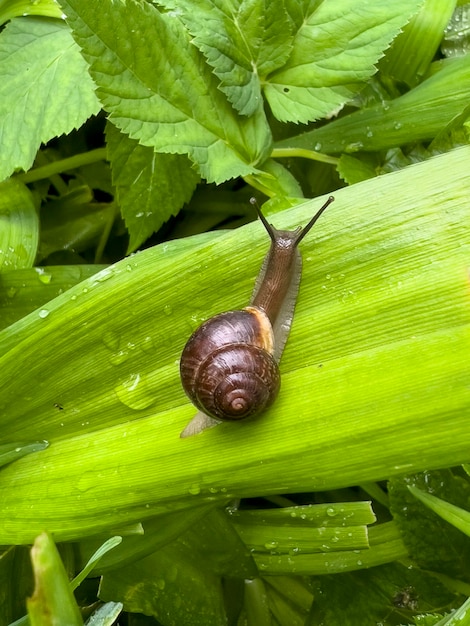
(180, 196, 334, 437)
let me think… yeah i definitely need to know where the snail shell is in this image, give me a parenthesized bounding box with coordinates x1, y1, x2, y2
(180, 307, 280, 421)
(180, 196, 334, 437)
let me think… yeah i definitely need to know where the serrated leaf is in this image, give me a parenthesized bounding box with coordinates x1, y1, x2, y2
(337, 154, 377, 184)
(164, 0, 294, 116)
(106, 123, 199, 253)
(265, 0, 423, 123)
(248, 158, 304, 198)
(61, 0, 272, 184)
(0, 17, 100, 181)
(0, 179, 38, 271)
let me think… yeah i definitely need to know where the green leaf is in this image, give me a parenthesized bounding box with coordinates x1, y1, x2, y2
(389, 471, 470, 579)
(231, 502, 375, 554)
(0, 18, 100, 181)
(247, 158, 304, 198)
(27, 532, 83, 626)
(408, 485, 470, 540)
(37, 186, 116, 263)
(99, 536, 227, 625)
(0, 441, 48, 468)
(84, 602, 123, 626)
(0, 179, 38, 271)
(379, 0, 458, 86)
(0, 546, 34, 625)
(106, 123, 199, 253)
(337, 154, 377, 184)
(61, 0, 272, 183)
(442, 4, 470, 59)
(308, 562, 459, 625)
(163, 0, 294, 116)
(254, 521, 408, 576)
(275, 54, 470, 154)
(76, 505, 215, 575)
(0, 0, 62, 25)
(264, 0, 423, 123)
(70, 536, 122, 591)
(0, 266, 105, 330)
(0, 147, 469, 543)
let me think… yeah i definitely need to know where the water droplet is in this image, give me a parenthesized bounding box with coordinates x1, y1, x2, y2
(346, 141, 364, 152)
(141, 336, 154, 353)
(35, 268, 52, 284)
(102, 330, 120, 351)
(188, 483, 201, 495)
(326, 506, 337, 517)
(94, 267, 114, 282)
(264, 541, 279, 551)
(38, 309, 50, 319)
(6, 287, 17, 298)
(314, 142, 322, 151)
(163, 304, 173, 316)
(114, 373, 155, 410)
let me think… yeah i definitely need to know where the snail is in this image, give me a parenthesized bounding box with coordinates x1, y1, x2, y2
(180, 195, 334, 437)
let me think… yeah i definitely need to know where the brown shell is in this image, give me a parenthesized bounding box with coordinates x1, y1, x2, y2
(180, 307, 280, 421)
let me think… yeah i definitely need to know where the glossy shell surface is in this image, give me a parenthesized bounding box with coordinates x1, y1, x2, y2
(180, 308, 280, 421)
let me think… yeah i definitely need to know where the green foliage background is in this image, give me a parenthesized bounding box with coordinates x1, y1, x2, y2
(0, 0, 470, 624)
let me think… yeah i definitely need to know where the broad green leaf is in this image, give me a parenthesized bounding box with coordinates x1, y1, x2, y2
(0, 147, 469, 543)
(99, 536, 227, 625)
(76, 505, 215, 575)
(308, 562, 459, 625)
(0, 18, 100, 181)
(61, 0, 272, 184)
(275, 54, 470, 154)
(408, 486, 470, 540)
(27, 532, 83, 626)
(0, 179, 38, 271)
(162, 0, 294, 116)
(0, 266, 105, 330)
(264, 0, 422, 123)
(389, 471, 470, 579)
(106, 123, 200, 253)
(37, 186, 117, 263)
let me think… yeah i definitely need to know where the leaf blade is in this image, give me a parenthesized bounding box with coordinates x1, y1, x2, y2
(61, 0, 272, 183)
